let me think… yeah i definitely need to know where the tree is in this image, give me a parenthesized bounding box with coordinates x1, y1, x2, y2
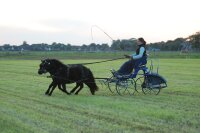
(188, 32, 200, 51)
(100, 43, 109, 51)
(81, 44, 88, 51)
(2, 44, 12, 51)
(88, 43, 97, 51)
(51, 42, 62, 51)
(20, 41, 30, 50)
(111, 39, 136, 51)
(111, 39, 121, 50)
(66, 44, 72, 51)
(172, 38, 185, 51)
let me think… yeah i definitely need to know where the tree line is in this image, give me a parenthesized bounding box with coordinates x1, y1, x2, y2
(148, 32, 200, 51)
(0, 32, 199, 52)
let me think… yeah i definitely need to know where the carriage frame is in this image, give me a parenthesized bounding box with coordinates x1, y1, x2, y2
(100, 59, 167, 95)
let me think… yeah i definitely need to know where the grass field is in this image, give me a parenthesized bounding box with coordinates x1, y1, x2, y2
(0, 56, 200, 132)
(0, 51, 200, 60)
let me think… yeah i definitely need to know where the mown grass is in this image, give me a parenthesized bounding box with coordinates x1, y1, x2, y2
(0, 58, 200, 133)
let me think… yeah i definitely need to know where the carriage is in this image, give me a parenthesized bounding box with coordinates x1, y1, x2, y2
(99, 58, 167, 95)
(39, 57, 167, 96)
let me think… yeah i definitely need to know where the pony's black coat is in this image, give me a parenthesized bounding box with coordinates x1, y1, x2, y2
(38, 59, 98, 96)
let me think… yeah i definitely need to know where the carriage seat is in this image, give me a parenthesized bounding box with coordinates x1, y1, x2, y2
(111, 65, 148, 79)
(111, 56, 148, 79)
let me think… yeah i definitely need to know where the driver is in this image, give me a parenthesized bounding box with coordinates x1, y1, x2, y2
(112, 37, 147, 76)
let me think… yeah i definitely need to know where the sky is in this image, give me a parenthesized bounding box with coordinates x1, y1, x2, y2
(0, 0, 200, 46)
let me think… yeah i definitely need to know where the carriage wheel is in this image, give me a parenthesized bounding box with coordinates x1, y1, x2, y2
(135, 69, 146, 93)
(151, 87, 161, 95)
(108, 82, 116, 94)
(135, 76, 145, 93)
(107, 76, 117, 94)
(116, 79, 135, 96)
(142, 77, 161, 95)
(142, 86, 161, 95)
(98, 80, 107, 89)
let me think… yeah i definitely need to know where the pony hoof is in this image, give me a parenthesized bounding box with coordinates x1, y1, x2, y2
(44, 94, 50, 96)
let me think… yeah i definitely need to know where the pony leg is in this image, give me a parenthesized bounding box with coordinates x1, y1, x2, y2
(48, 83, 57, 96)
(45, 82, 54, 95)
(70, 83, 80, 94)
(62, 84, 70, 95)
(75, 83, 84, 95)
(58, 84, 70, 95)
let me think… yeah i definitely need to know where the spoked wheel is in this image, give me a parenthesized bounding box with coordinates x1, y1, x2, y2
(135, 76, 145, 93)
(98, 80, 108, 89)
(142, 86, 161, 95)
(107, 76, 117, 94)
(116, 79, 136, 96)
(142, 77, 161, 95)
(151, 87, 161, 95)
(135, 70, 146, 93)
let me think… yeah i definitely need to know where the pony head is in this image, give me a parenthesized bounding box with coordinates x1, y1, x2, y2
(38, 59, 52, 75)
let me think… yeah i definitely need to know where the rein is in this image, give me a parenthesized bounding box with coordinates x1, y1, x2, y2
(69, 57, 126, 65)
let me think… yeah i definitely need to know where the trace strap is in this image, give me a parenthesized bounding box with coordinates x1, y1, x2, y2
(47, 75, 108, 83)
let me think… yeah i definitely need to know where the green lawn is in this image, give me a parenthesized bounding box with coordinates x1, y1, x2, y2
(0, 59, 200, 133)
(0, 51, 200, 60)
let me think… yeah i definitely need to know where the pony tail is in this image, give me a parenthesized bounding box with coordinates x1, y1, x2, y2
(84, 67, 99, 94)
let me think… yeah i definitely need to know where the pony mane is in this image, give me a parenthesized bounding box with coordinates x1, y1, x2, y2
(49, 59, 66, 66)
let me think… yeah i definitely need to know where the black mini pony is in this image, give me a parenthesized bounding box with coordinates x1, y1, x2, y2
(38, 59, 98, 96)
